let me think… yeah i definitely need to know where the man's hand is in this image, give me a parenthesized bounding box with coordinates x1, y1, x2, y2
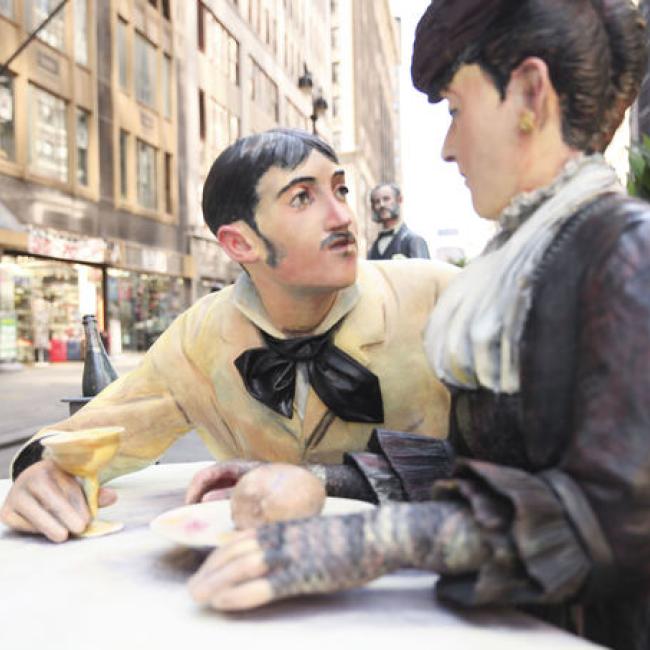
(187, 501, 488, 611)
(0, 459, 117, 543)
(184, 460, 263, 504)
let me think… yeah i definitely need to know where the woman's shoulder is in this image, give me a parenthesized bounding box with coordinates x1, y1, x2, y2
(539, 193, 650, 283)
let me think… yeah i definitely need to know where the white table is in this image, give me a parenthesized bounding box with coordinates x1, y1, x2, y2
(0, 462, 602, 650)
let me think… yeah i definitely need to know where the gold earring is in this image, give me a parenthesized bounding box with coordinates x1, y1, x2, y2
(519, 110, 535, 134)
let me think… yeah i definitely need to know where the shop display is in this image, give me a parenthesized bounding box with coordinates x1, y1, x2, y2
(107, 269, 186, 351)
(0, 255, 103, 363)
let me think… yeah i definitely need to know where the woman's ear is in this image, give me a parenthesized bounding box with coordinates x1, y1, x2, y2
(509, 56, 555, 129)
(217, 222, 262, 264)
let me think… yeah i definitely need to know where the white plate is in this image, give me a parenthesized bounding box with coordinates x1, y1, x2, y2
(150, 497, 376, 548)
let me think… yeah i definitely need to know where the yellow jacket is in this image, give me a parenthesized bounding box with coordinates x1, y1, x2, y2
(14, 259, 456, 482)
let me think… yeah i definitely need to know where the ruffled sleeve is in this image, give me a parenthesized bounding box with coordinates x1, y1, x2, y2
(344, 428, 455, 503)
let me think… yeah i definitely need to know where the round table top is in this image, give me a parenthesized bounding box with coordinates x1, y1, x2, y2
(0, 462, 601, 650)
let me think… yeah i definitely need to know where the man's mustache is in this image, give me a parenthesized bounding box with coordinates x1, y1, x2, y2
(375, 206, 399, 219)
(320, 232, 357, 250)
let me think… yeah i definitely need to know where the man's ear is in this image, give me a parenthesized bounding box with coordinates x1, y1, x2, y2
(217, 222, 262, 264)
(508, 56, 555, 128)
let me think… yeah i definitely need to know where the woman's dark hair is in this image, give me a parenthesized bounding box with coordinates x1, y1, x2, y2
(413, 0, 647, 153)
(202, 128, 338, 236)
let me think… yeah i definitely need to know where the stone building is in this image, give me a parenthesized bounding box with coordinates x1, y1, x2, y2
(330, 0, 401, 253)
(0, 0, 400, 366)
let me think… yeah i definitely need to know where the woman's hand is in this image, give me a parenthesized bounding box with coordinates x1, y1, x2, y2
(188, 509, 392, 611)
(188, 501, 487, 611)
(184, 460, 263, 504)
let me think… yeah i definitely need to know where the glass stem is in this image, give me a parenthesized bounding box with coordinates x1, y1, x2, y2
(82, 475, 99, 519)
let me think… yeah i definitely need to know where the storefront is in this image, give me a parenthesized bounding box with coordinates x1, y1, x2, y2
(106, 269, 185, 352)
(0, 226, 106, 364)
(104, 239, 191, 354)
(0, 226, 193, 363)
(189, 232, 239, 302)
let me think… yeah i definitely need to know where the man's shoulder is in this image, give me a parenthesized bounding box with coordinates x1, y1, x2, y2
(169, 284, 239, 341)
(361, 258, 458, 287)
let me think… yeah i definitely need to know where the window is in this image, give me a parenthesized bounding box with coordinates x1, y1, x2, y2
(250, 59, 278, 122)
(207, 98, 239, 154)
(29, 85, 68, 181)
(0, 0, 13, 19)
(74, 0, 88, 65)
(136, 139, 157, 210)
(229, 114, 240, 144)
(161, 0, 170, 20)
(197, 1, 205, 51)
(198, 88, 206, 140)
(331, 27, 339, 50)
(332, 62, 339, 85)
(0, 76, 15, 160)
(228, 35, 239, 86)
(164, 152, 172, 213)
(76, 108, 89, 185)
(205, 12, 239, 86)
(134, 32, 156, 107)
(271, 16, 277, 54)
(119, 130, 128, 198)
(332, 96, 340, 119)
(264, 8, 270, 44)
(117, 19, 129, 90)
(30, 0, 65, 50)
(162, 54, 172, 118)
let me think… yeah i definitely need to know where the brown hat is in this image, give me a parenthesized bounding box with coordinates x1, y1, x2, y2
(411, 0, 510, 102)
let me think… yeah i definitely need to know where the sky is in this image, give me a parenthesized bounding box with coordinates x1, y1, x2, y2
(389, 0, 496, 258)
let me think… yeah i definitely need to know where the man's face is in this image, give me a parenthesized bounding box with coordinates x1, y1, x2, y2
(252, 150, 358, 293)
(370, 185, 400, 224)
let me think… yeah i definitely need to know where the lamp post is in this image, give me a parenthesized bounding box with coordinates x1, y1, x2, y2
(298, 64, 328, 135)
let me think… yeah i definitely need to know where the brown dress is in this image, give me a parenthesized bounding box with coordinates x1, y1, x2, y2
(348, 194, 650, 650)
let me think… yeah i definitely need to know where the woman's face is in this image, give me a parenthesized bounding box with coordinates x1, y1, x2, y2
(441, 64, 526, 220)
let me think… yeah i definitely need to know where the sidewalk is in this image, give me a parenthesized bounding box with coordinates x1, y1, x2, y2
(0, 353, 213, 479)
(0, 353, 144, 446)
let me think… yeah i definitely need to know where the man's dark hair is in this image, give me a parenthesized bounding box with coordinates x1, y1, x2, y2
(371, 183, 401, 201)
(413, 0, 647, 153)
(202, 128, 338, 236)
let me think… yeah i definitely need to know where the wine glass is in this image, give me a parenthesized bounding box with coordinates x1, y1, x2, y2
(42, 426, 125, 537)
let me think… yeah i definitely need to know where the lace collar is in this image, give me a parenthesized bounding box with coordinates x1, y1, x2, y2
(494, 154, 601, 242)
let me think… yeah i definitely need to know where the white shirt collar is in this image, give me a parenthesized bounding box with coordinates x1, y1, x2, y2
(231, 271, 361, 339)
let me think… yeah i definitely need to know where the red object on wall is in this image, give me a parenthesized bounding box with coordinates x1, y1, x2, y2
(49, 338, 68, 362)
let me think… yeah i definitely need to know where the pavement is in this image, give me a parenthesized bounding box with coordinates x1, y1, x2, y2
(0, 353, 213, 479)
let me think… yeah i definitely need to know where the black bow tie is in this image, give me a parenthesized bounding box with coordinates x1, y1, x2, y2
(234, 325, 384, 423)
(378, 229, 395, 238)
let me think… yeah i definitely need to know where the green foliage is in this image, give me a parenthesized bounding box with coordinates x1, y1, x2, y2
(628, 135, 650, 200)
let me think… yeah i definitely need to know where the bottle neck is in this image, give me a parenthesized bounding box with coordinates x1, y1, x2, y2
(83, 318, 103, 350)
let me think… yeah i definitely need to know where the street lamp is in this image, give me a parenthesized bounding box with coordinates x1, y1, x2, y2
(298, 64, 328, 135)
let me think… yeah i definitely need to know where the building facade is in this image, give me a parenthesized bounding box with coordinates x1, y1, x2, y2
(0, 0, 400, 367)
(0, 0, 189, 364)
(330, 0, 401, 253)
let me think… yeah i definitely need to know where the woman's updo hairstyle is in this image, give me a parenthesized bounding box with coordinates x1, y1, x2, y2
(412, 0, 647, 153)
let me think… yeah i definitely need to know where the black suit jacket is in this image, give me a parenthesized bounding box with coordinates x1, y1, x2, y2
(367, 223, 430, 260)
